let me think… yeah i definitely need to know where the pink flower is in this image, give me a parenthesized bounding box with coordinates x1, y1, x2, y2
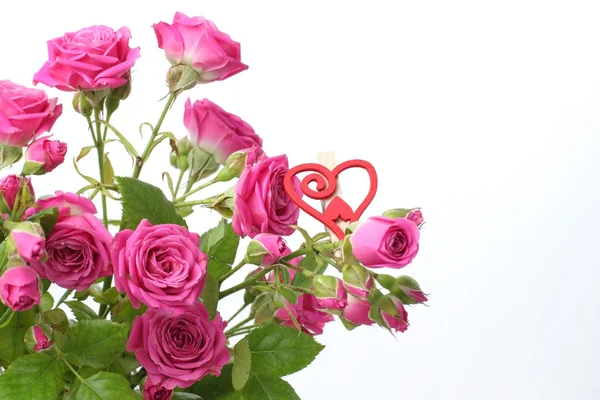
(0, 175, 34, 212)
(313, 276, 348, 311)
(252, 233, 289, 266)
(233, 155, 301, 238)
(143, 377, 173, 400)
(275, 294, 334, 335)
(0, 80, 62, 147)
(0, 266, 41, 311)
(350, 216, 420, 269)
(407, 209, 424, 227)
(24, 135, 67, 174)
(184, 99, 263, 164)
(10, 224, 45, 263)
(23, 191, 96, 219)
(127, 302, 230, 390)
(342, 264, 373, 298)
(380, 297, 409, 333)
(29, 213, 112, 291)
(342, 294, 373, 326)
(33, 325, 53, 352)
(34, 25, 140, 91)
(153, 13, 247, 83)
(113, 219, 207, 314)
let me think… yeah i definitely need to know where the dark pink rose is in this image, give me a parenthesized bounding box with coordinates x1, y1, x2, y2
(252, 233, 289, 266)
(34, 25, 140, 91)
(407, 209, 424, 227)
(127, 302, 230, 390)
(350, 216, 420, 269)
(0, 175, 34, 212)
(153, 13, 247, 83)
(24, 135, 67, 174)
(113, 219, 207, 314)
(342, 294, 373, 326)
(275, 294, 334, 335)
(232, 155, 301, 238)
(0, 80, 62, 147)
(184, 99, 263, 164)
(23, 191, 96, 219)
(380, 296, 409, 333)
(0, 266, 41, 311)
(33, 325, 53, 352)
(142, 377, 173, 400)
(29, 213, 112, 291)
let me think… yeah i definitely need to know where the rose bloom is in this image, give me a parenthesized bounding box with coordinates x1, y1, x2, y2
(0, 80, 62, 147)
(350, 216, 420, 269)
(184, 99, 263, 164)
(143, 377, 172, 400)
(28, 194, 112, 291)
(0, 266, 41, 311)
(112, 219, 207, 313)
(34, 25, 140, 91)
(24, 191, 96, 219)
(127, 302, 230, 390)
(24, 135, 67, 174)
(0, 175, 34, 212)
(153, 12, 247, 83)
(233, 155, 301, 238)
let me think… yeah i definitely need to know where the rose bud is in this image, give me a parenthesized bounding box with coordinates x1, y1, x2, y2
(313, 275, 348, 312)
(407, 209, 424, 227)
(379, 295, 409, 333)
(169, 136, 193, 171)
(153, 13, 248, 87)
(246, 234, 289, 266)
(0, 175, 34, 214)
(142, 377, 173, 400)
(8, 221, 46, 263)
(22, 135, 67, 175)
(0, 266, 41, 311)
(390, 275, 428, 304)
(350, 216, 420, 269)
(274, 294, 334, 335)
(215, 146, 262, 182)
(341, 293, 373, 327)
(25, 325, 53, 352)
(342, 264, 373, 298)
(72, 91, 93, 116)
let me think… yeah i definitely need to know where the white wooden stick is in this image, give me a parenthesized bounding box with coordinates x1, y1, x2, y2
(316, 151, 348, 243)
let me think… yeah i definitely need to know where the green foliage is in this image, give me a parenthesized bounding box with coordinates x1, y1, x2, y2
(242, 375, 300, 400)
(64, 320, 129, 368)
(24, 206, 59, 237)
(0, 353, 65, 400)
(66, 301, 100, 321)
(202, 274, 220, 320)
(200, 219, 240, 279)
(0, 309, 34, 363)
(291, 253, 327, 289)
(187, 364, 241, 399)
(70, 371, 140, 399)
(232, 338, 251, 390)
(111, 299, 146, 324)
(117, 177, 186, 230)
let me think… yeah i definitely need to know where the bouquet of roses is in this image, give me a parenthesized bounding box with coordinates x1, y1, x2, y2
(0, 11, 428, 400)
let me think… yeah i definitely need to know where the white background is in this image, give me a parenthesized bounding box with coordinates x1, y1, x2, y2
(2, 1, 600, 399)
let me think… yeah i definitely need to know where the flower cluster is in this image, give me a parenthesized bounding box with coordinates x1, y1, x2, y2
(0, 11, 428, 400)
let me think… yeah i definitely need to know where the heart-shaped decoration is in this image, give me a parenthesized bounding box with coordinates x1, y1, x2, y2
(283, 159, 378, 239)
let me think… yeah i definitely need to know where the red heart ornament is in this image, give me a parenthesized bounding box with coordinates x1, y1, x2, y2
(283, 160, 378, 239)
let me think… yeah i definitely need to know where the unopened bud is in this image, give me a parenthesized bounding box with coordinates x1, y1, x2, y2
(313, 275, 347, 312)
(25, 324, 53, 352)
(7, 221, 46, 263)
(407, 209, 424, 227)
(188, 147, 219, 183)
(72, 91, 93, 116)
(167, 65, 199, 94)
(392, 275, 428, 304)
(342, 264, 373, 298)
(170, 137, 194, 171)
(378, 295, 409, 333)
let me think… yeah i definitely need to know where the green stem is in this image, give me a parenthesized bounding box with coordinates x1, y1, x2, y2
(175, 178, 218, 203)
(225, 316, 253, 335)
(100, 303, 114, 319)
(219, 268, 273, 299)
(85, 116, 98, 147)
(132, 93, 177, 179)
(225, 325, 260, 338)
(175, 199, 213, 208)
(63, 359, 98, 394)
(219, 261, 247, 283)
(227, 303, 249, 324)
(173, 169, 185, 201)
(280, 284, 314, 294)
(55, 289, 73, 308)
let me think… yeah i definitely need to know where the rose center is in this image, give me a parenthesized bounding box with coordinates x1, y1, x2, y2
(386, 231, 407, 256)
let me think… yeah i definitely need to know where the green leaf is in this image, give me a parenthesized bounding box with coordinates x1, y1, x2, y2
(201, 274, 219, 320)
(111, 299, 146, 323)
(25, 206, 59, 237)
(200, 220, 240, 280)
(107, 352, 140, 376)
(247, 325, 324, 377)
(0, 144, 22, 171)
(77, 145, 95, 162)
(65, 301, 100, 321)
(187, 364, 241, 400)
(64, 320, 129, 368)
(73, 371, 140, 400)
(40, 291, 54, 312)
(98, 120, 140, 159)
(44, 308, 69, 332)
(290, 253, 325, 289)
(0, 353, 65, 400)
(172, 393, 203, 400)
(0, 309, 34, 363)
(232, 338, 251, 390)
(103, 154, 115, 185)
(242, 375, 300, 400)
(117, 177, 186, 230)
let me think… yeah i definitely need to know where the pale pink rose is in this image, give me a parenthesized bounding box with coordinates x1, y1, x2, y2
(342, 294, 373, 326)
(407, 209, 424, 227)
(112, 219, 207, 314)
(0, 175, 34, 212)
(274, 294, 334, 335)
(350, 216, 420, 269)
(381, 297, 409, 333)
(29, 214, 112, 291)
(10, 230, 45, 263)
(184, 99, 263, 164)
(153, 13, 247, 83)
(142, 377, 172, 400)
(23, 191, 96, 220)
(233, 155, 301, 238)
(0, 266, 41, 311)
(24, 135, 67, 174)
(34, 25, 140, 91)
(33, 325, 53, 352)
(253, 233, 289, 266)
(127, 303, 230, 390)
(0, 80, 62, 147)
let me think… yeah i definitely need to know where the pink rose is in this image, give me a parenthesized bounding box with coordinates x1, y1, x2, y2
(0, 175, 34, 213)
(407, 209, 424, 227)
(350, 216, 420, 269)
(24, 135, 67, 174)
(380, 296, 409, 333)
(34, 25, 140, 91)
(143, 377, 173, 400)
(275, 294, 334, 335)
(0, 266, 41, 311)
(127, 302, 230, 390)
(153, 13, 247, 83)
(233, 155, 301, 238)
(10, 224, 46, 263)
(184, 99, 263, 164)
(32, 325, 53, 352)
(313, 276, 348, 311)
(342, 294, 373, 326)
(342, 264, 373, 298)
(29, 213, 112, 291)
(252, 233, 288, 266)
(113, 219, 207, 314)
(0, 80, 62, 147)
(23, 191, 96, 219)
